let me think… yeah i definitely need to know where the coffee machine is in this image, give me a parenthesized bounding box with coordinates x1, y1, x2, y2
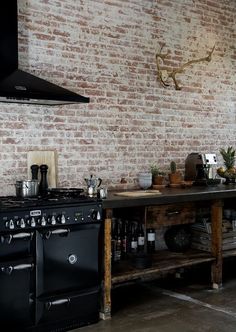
(184, 153, 217, 185)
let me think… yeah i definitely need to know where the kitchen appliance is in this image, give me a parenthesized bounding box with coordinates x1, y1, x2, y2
(31, 165, 39, 180)
(84, 175, 102, 195)
(98, 187, 108, 199)
(0, 1, 89, 105)
(184, 153, 217, 185)
(39, 164, 49, 195)
(0, 190, 102, 331)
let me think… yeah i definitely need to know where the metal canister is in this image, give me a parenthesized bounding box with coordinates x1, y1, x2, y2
(15, 180, 39, 198)
(98, 187, 107, 199)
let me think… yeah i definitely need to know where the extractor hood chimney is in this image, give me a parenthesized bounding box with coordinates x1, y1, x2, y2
(0, 1, 89, 105)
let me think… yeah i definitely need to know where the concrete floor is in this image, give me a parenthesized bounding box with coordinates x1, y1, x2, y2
(72, 261, 236, 332)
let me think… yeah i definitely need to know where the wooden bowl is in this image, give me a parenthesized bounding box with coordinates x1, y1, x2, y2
(181, 181, 193, 188)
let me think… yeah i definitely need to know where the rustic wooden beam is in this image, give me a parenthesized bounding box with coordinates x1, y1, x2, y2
(100, 208, 112, 319)
(211, 199, 223, 289)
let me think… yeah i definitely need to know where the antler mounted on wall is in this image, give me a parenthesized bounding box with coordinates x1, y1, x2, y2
(156, 44, 215, 90)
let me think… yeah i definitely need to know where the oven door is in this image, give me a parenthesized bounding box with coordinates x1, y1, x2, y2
(0, 256, 35, 329)
(0, 231, 35, 329)
(36, 287, 99, 329)
(0, 231, 33, 259)
(36, 223, 101, 297)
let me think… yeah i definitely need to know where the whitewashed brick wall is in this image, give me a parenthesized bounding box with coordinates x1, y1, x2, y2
(0, 0, 235, 195)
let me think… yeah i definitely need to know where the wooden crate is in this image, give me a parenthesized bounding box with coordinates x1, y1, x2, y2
(191, 221, 236, 252)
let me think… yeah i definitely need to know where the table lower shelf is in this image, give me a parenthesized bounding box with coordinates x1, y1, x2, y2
(223, 249, 236, 258)
(111, 249, 215, 285)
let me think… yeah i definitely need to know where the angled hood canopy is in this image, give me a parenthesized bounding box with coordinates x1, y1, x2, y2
(0, 1, 89, 105)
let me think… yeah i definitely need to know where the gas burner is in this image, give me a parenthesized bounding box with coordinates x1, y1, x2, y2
(0, 197, 39, 209)
(46, 188, 84, 199)
(0, 188, 99, 211)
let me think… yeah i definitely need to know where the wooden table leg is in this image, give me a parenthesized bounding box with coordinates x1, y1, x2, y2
(211, 199, 223, 289)
(100, 208, 112, 320)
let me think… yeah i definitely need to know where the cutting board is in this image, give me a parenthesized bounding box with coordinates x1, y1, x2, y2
(27, 150, 57, 188)
(115, 190, 161, 197)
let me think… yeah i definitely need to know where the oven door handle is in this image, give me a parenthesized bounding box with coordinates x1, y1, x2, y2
(45, 298, 70, 310)
(44, 228, 70, 240)
(1, 232, 33, 244)
(1, 263, 34, 275)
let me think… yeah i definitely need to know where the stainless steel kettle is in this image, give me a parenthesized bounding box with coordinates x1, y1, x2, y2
(84, 175, 102, 195)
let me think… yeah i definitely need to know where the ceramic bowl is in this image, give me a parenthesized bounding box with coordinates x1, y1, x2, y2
(138, 173, 152, 190)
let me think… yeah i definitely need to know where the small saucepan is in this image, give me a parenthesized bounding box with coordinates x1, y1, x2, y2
(15, 180, 39, 198)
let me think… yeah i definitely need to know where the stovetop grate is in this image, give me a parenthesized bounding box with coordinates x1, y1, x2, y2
(0, 189, 99, 210)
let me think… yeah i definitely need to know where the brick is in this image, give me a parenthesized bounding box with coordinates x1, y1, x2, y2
(0, 0, 235, 196)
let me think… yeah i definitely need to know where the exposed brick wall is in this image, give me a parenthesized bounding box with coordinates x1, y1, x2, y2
(0, 0, 235, 195)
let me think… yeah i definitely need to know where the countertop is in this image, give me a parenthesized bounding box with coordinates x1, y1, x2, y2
(102, 184, 236, 209)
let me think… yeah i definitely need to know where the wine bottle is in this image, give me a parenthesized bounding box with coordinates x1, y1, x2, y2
(121, 220, 128, 259)
(137, 222, 145, 252)
(130, 222, 138, 254)
(114, 219, 122, 262)
(111, 218, 116, 264)
(147, 227, 155, 253)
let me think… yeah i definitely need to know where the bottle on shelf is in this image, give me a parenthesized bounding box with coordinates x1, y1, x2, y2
(127, 220, 133, 253)
(146, 227, 156, 253)
(113, 219, 122, 263)
(130, 222, 138, 254)
(121, 220, 129, 259)
(111, 218, 116, 264)
(137, 221, 145, 252)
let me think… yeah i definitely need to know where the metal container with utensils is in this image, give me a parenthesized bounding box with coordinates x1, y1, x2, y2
(15, 180, 39, 198)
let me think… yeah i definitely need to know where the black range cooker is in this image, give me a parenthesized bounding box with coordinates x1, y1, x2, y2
(0, 189, 102, 332)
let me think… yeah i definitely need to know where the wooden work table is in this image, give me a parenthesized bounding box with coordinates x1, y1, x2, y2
(101, 184, 236, 319)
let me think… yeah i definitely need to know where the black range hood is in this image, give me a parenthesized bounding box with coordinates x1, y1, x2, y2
(0, 2, 89, 106)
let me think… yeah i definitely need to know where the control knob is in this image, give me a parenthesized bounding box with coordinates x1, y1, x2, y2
(5, 219, 15, 230)
(9, 220, 15, 229)
(30, 217, 36, 227)
(20, 218, 26, 229)
(50, 216, 56, 225)
(41, 217, 46, 227)
(90, 209, 101, 221)
(60, 214, 66, 224)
